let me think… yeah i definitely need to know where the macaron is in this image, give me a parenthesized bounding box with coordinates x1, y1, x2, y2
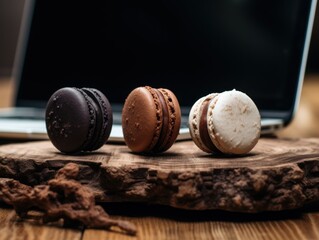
(189, 89, 261, 155)
(122, 86, 181, 153)
(45, 87, 113, 154)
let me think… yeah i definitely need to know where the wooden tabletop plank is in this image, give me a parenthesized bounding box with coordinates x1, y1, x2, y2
(0, 205, 82, 240)
(0, 138, 318, 212)
(1, 204, 319, 240)
(87, 216, 319, 240)
(80, 204, 319, 240)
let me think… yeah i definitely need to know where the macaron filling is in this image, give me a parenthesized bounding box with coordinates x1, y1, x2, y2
(144, 86, 163, 152)
(74, 88, 98, 152)
(153, 89, 170, 152)
(81, 89, 103, 151)
(189, 96, 212, 153)
(145, 87, 174, 153)
(82, 88, 112, 150)
(154, 89, 180, 152)
(158, 89, 179, 151)
(199, 97, 222, 153)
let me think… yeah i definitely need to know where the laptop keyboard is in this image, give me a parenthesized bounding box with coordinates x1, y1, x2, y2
(0, 115, 45, 120)
(113, 112, 189, 128)
(0, 108, 45, 120)
(113, 112, 122, 124)
(0, 108, 189, 128)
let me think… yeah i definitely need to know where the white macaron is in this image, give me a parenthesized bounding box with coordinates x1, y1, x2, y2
(188, 89, 261, 154)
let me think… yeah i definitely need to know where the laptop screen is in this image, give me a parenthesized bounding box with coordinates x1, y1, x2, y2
(16, 0, 315, 123)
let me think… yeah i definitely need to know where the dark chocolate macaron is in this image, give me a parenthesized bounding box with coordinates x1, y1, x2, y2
(45, 87, 113, 154)
(122, 86, 181, 153)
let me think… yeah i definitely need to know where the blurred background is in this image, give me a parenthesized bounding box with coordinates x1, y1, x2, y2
(0, 1, 25, 77)
(0, 0, 319, 138)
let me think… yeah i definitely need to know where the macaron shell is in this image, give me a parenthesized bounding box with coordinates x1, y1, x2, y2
(122, 87, 162, 152)
(207, 90, 261, 154)
(45, 87, 94, 153)
(188, 93, 218, 153)
(154, 88, 181, 152)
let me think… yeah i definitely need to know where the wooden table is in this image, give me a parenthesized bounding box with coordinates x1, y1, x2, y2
(0, 76, 319, 240)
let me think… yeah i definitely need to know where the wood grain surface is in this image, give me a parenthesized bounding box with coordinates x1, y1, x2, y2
(0, 138, 318, 212)
(0, 202, 319, 240)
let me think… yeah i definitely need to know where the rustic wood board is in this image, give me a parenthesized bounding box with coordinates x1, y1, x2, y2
(0, 138, 318, 212)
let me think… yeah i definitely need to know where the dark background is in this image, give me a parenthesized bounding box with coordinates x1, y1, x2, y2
(0, 0, 319, 123)
(0, 1, 317, 77)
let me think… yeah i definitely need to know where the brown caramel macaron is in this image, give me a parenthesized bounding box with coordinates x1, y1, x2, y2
(122, 86, 181, 153)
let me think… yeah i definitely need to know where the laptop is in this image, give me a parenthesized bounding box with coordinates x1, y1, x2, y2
(0, 0, 317, 142)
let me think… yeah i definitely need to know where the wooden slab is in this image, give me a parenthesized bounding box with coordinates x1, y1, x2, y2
(0, 138, 318, 212)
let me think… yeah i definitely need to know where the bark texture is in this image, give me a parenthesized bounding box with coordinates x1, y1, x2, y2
(0, 138, 318, 212)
